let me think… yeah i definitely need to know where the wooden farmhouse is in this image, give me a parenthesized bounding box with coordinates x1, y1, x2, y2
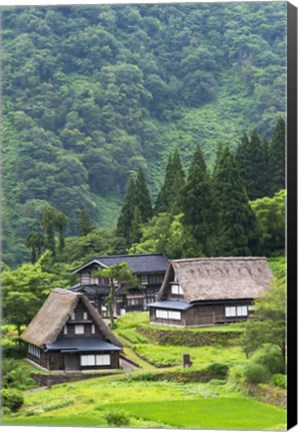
(149, 257, 273, 327)
(70, 254, 168, 317)
(21, 288, 123, 371)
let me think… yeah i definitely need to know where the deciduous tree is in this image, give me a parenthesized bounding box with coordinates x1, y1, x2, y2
(97, 263, 138, 328)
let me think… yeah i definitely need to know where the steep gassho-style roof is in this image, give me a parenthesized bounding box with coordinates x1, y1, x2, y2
(157, 257, 273, 303)
(21, 288, 123, 349)
(72, 253, 169, 275)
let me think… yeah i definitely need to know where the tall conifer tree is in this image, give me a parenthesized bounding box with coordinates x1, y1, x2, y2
(154, 149, 185, 215)
(235, 131, 266, 200)
(189, 144, 206, 175)
(79, 210, 92, 237)
(180, 146, 215, 256)
(261, 137, 271, 197)
(135, 168, 153, 223)
(270, 117, 285, 195)
(116, 177, 137, 240)
(213, 147, 260, 256)
(129, 207, 143, 245)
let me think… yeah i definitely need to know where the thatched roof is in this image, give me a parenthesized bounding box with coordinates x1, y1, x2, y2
(157, 257, 273, 303)
(21, 288, 123, 348)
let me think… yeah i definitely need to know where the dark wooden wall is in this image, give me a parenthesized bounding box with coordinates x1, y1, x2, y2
(150, 302, 252, 327)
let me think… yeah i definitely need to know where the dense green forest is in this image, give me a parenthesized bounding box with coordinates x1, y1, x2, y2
(2, 3, 286, 266)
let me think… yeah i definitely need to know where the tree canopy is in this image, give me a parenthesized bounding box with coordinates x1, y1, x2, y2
(2, 3, 287, 266)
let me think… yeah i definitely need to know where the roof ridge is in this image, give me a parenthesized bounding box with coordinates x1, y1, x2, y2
(53, 288, 82, 296)
(96, 253, 164, 259)
(172, 257, 268, 263)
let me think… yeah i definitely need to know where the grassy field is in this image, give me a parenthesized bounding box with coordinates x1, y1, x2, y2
(115, 312, 246, 367)
(3, 376, 286, 429)
(3, 311, 286, 429)
(132, 344, 245, 367)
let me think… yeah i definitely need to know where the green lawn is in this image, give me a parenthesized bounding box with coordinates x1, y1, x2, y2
(104, 398, 286, 430)
(3, 377, 286, 429)
(133, 343, 246, 367)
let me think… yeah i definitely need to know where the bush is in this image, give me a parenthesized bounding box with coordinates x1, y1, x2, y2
(1, 388, 24, 412)
(251, 345, 284, 375)
(2, 340, 27, 359)
(206, 363, 229, 379)
(228, 363, 246, 385)
(2, 359, 35, 390)
(130, 372, 154, 381)
(102, 409, 130, 426)
(271, 374, 287, 388)
(243, 362, 270, 384)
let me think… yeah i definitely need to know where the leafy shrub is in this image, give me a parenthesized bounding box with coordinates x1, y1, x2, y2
(270, 374, 287, 388)
(2, 359, 36, 390)
(243, 362, 270, 384)
(131, 372, 154, 381)
(1, 388, 24, 412)
(206, 363, 229, 379)
(251, 345, 284, 374)
(102, 409, 130, 426)
(2, 340, 27, 359)
(2, 406, 11, 415)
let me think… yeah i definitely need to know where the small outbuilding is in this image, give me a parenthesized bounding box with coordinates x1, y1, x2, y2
(149, 257, 273, 327)
(21, 288, 123, 371)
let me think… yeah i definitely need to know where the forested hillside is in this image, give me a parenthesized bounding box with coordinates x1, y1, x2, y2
(2, 3, 286, 266)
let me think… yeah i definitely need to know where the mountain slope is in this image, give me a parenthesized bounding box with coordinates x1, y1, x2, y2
(2, 3, 287, 265)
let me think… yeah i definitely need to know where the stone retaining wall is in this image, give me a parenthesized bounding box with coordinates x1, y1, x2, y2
(246, 383, 287, 408)
(137, 325, 242, 347)
(30, 371, 119, 387)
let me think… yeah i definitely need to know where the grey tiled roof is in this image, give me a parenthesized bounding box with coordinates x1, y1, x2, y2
(73, 254, 168, 275)
(70, 285, 110, 295)
(148, 300, 192, 311)
(45, 337, 122, 352)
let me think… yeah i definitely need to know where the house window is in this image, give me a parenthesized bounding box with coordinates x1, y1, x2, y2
(83, 312, 88, 320)
(75, 325, 84, 334)
(171, 284, 183, 295)
(225, 306, 248, 317)
(168, 311, 181, 320)
(96, 354, 110, 366)
(81, 355, 95, 366)
(63, 325, 68, 335)
(90, 277, 99, 285)
(140, 275, 148, 285)
(71, 312, 76, 320)
(149, 274, 164, 285)
(80, 354, 110, 367)
(156, 309, 168, 319)
(156, 309, 181, 320)
(237, 306, 248, 316)
(91, 324, 96, 334)
(28, 344, 41, 358)
(81, 272, 90, 285)
(128, 298, 142, 306)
